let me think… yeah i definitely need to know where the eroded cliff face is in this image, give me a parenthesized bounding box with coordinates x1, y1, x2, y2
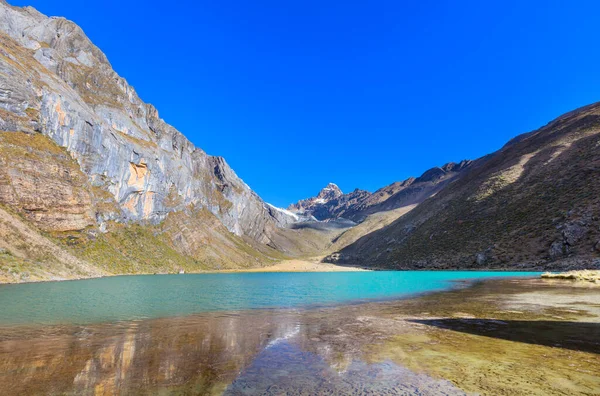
(0, 2, 292, 245)
(0, 132, 95, 232)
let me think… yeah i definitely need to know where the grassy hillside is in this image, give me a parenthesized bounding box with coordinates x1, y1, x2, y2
(331, 103, 600, 270)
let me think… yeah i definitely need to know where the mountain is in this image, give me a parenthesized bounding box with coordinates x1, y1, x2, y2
(1, 1, 598, 282)
(328, 103, 600, 270)
(289, 183, 369, 222)
(347, 160, 472, 222)
(0, 2, 297, 281)
(288, 161, 472, 223)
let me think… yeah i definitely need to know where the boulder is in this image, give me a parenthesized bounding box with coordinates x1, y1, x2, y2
(475, 252, 487, 266)
(549, 241, 566, 259)
(562, 223, 586, 246)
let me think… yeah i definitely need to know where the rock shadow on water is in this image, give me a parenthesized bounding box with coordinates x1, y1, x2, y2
(410, 319, 600, 354)
(224, 340, 466, 395)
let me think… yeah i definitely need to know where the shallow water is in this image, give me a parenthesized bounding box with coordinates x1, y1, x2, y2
(0, 303, 470, 395)
(224, 342, 466, 395)
(0, 277, 598, 395)
(0, 271, 539, 326)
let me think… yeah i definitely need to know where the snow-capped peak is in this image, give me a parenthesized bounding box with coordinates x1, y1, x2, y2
(317, 182, 343, 200)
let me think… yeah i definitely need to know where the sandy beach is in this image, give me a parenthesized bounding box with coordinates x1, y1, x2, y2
(212, 258, 370, 273)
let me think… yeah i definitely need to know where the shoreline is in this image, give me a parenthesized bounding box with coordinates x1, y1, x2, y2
(542, 269, 600, 282)
(201, 258, 371, 273)
(1, 256, 598, 285)
(0, 259, 370, 285)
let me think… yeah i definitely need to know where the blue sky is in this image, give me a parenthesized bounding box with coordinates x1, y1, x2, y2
(12, 0, 600, 207)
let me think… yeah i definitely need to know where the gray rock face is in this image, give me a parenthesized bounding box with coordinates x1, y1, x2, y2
(0, 2, 295, 243)
(549, 219, 591, 259)
(475, 251, 487, 266)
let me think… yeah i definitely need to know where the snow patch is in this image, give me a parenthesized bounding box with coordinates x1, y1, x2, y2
(323, 183, 340, 190)
(266, 203, 299, 221)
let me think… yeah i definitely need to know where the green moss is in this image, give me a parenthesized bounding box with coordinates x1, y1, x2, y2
(71, 223, 205, 274)
(0, 253, 56, 283)
(24, 107, 39, 119)
(0, 131, 75, 158)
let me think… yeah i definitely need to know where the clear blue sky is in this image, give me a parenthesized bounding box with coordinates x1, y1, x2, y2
(12, 0, 600, 207)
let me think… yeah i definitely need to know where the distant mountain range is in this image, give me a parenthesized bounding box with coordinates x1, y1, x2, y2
(288, 160, 472, 223)
(0, 1, 597, 282)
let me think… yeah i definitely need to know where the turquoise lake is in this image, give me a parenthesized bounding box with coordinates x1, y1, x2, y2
(0, 271, 540, 326)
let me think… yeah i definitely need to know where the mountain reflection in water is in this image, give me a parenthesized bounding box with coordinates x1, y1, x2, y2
(0, 307, 464, 395)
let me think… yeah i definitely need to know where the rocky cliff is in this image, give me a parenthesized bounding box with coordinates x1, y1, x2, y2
(1, 1, 598, 280)
(0, 1, 297, 281)
(329, 103, 600, 270)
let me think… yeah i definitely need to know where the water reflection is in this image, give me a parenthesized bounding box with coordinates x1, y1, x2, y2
(225, 341, 464, 395)
(0, 307, 463, 395)
(2, 278, 598, 395)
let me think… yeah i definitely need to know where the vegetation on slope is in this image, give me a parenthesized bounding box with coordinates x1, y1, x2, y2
(0, 131, 290, 282)
(331, 104, 600, 270)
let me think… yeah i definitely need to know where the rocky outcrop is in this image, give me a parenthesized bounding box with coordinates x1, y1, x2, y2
(0, 132, 98, 232)
(0, 2, 295, 246)
(289, 183, 343, 215)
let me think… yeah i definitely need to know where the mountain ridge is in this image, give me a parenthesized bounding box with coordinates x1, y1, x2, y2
(327, 103, 600, 270)
(288, 160, 472, 223)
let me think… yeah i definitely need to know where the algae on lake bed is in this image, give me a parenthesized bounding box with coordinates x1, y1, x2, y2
(0, 278, 597, 395)
(542, 270, 600, 283)
(364, 278, 600, 395)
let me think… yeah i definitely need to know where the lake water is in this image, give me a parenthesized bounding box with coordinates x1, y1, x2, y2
(2, 272, 595, 395)
(0, 271, 539, 326)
